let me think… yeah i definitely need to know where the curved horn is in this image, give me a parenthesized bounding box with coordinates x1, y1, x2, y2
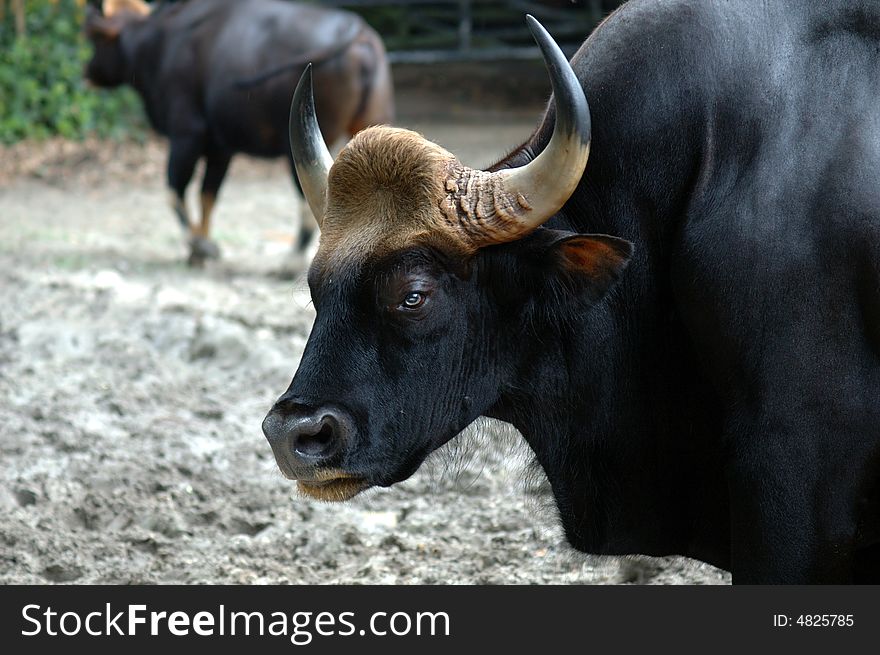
(444, 16, 590, 247)
(500, 15, 591, 222)
(289, 64, 333, 224)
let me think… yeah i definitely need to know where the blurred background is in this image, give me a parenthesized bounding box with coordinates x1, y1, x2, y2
(0, 0, 627, 144)
(0, 1, 729, 585)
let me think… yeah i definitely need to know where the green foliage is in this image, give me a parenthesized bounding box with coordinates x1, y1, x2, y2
(0, 0, 145, 144)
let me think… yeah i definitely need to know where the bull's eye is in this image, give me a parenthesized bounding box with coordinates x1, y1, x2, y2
(400, 292, 426, 310)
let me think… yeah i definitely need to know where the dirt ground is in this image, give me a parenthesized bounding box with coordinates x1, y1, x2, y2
(0, 63, 730, 585)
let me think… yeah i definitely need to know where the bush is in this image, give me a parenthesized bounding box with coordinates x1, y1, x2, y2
(0, 0, 145, 144)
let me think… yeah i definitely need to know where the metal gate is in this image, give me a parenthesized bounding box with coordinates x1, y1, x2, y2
(319, 0, 617, 63)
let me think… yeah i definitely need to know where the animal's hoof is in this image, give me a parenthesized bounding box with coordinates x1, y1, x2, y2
(295, 227, 316, 253)
(187, 251, 206, 268)
(188, 237, 221, 266)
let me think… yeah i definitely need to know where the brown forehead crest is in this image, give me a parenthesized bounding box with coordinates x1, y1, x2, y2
(328, 127, 454, 199)
(316, 127, 472, 271)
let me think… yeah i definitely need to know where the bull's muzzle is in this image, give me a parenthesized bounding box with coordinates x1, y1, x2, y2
(262, 402, 369, 501)
(262, 402, 351, 476)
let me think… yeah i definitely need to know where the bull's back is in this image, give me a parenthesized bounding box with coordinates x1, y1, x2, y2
(166, 0, 378, 156)
(665, 1, 880, 423)
(207, 0, 362, 81)
(558, 0, 880, 430)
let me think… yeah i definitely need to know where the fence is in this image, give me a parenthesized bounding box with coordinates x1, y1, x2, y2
(320, 0, 616, 63)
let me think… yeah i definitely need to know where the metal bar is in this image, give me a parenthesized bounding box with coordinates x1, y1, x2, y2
(315, 0, 599, 64)
(387, 43, 580, 64)
(389, 45, 538, 64)
(507, 0, 588, 22)
(458, 0, 472, 52)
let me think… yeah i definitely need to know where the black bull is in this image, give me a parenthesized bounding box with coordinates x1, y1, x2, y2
(84, 0, 393, 265)
(262, 0, 880, 583)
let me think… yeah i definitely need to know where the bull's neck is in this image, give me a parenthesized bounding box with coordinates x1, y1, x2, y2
(485, 161, 729, 566)
(120, 22, 164, 128)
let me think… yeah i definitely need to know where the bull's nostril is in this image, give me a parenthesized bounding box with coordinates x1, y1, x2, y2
(293, 421, 337, 459)
(264, 404, 351, 467)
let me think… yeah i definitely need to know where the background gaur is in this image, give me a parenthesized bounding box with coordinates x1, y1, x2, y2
(84, 0, 394, 266)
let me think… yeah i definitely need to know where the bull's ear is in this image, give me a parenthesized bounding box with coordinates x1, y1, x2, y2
(532, 229, 633, 300)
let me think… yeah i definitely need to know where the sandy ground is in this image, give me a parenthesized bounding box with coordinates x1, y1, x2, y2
(0, 64, 730, 585)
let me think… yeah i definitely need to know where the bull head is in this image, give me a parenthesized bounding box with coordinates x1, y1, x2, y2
(267, 17, 631, 503)
(289, 15, 591, 251)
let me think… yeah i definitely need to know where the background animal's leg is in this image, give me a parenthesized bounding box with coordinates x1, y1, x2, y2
(287, 152, 318, 255)
(297, 203, 319, 253)
(167, 133, 204, 258)
(188, 148, 231, 266)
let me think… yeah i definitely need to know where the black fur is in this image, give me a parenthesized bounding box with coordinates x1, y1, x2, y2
(267, 0, 880, 583)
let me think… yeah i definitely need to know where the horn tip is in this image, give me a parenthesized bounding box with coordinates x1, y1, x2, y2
(293, 64, 315, 104)
(524, 14, 545, 38)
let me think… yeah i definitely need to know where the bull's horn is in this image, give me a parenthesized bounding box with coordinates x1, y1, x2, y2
(289, 64, 333, 225)
(444, 16, 590, 247)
